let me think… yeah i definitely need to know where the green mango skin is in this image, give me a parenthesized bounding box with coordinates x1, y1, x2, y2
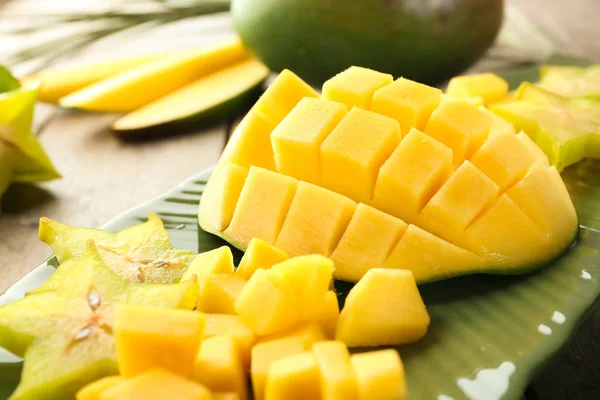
(232, 0, 503, 86)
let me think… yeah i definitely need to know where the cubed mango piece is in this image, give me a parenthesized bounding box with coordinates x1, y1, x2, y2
(204, 314, 255, 368)
(371, 77, 441, 133)
(225, 166, 298, 249)
(446, 73, 509, 105)
(76, 376, 126, 400)
(320, 107, 401, 203)
(114, 305, 206, 378)
(351, 350, 406, 400)
(265, 352, 322, 400)
(236, 237, 289, 280)
(323, 66, 393, 109)
(271, 98, 347, 184)
(197, 273, 247, 314)
(313, 341, 359, 400)
(336, 269, 429, 346)
(100, 369, 211, 400)
(331, 203, 407, 282)
(276, 182, 356, 257)
(517, 131, 550, 168)
(251, 338, 305, 400)
(484, 107, 516, 137)
(194, 335, 248, 400)
(257, 322, 327, 350)
(182, 246, 235, 281)
(319, 291, 340, 339)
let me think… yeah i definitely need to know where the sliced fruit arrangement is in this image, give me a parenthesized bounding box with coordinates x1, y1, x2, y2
(199, 66, 578, 283)
(538, 65, 600, 99)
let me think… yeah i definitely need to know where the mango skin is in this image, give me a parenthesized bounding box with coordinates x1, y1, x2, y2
(232, 0, 503, 86)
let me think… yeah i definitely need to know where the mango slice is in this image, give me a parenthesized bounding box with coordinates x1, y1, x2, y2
(539, 65, 600, 99)
(351, 350, 406, 400)
(204, 314, 255, 368)
(265, 351, 322, 400)
(236, 238, 289, 280)
(446, 73, 509, 104)
(100, 368, 211, 400)
(319, 291, 340, 339)
(0, 242, 198, 399)
(182, 246, 235, 280)
(336, 269, 429, 347)
(76, 376, 125, 400)
(197, 273, 247, 314)
(312, 341, 359, 400)
(323, 66, 393, 109)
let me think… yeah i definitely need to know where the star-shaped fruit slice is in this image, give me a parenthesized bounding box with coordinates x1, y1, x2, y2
(0, 241, 198, 400)
(38, 212, 196, 284)
(491, 82, 600, 171)
(539, 64, 600, 99)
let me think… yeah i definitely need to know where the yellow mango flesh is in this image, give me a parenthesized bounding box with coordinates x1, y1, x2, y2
(319, 291, 340, 339)
(371, 77, 441, 133)
(446, 73, 509, 105)
(61, 40, 247, 112)
(251, 338, 305, 400)
(271, 98, 347, 184)
(100, 369, 211, 400)
(320, 107, 401, 203)
(204, 314, 255, 368)
(312, 341, 359, 400)
(257, 322, 327, 350)
(265, 351, 322, 400)
(197, 273, 247, 314)
(323, 66, 393, 109)
(194, 335, 248, 400)
(76, 376, 126, 400)
(336, 269, 430, 347)
(351, 350, 407, 400)
(114, 305, 206, 378)
(236, 237, 289, 280)
(214, 393, 241, 400)
(182, 246, 235, 280)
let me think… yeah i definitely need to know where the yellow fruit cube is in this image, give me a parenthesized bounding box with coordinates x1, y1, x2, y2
(351, 350, 406, 400)
(225, 166, 298, 248)
(198, 163, 248, 234)
(446, 73, 509, 104)
(257, 322, 327, 350)
(516, 131, 550, 168)
(236, 237, 289, 280)
(100, 369, 211, 400)
(320, 107, 401, 203)
(197, 273, 247, 314)
(276, 182, 356, 257)
(336, 269, 429, 346)
(194, 335, 248, 400)
(114, 304, 206, 378)
(265, 352, 322, 400)
(424, 101, 493, 166)
(251, 338, 305, 400)
(271, 98, 348, 184)
(323, 66, 393, 109)
(234, 269, 296, 335)
(331, 203, 407, 282)
(182, 246, 235, 281)
(371, 77, 441, 133)
(371, 128, 452, 223)
(76, 376, 125, 400)
(485, 107, 516, 137)
(319, 291, 340, 339)
(204, 314, 255, 368)
(312, 341, 359, 400)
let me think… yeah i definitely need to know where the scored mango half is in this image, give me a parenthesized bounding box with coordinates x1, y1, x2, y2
(199, 66, 578, 283)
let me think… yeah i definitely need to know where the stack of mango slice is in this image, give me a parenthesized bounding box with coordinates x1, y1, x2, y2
(23, 39, 270, 136)
(199, 66, 579, 283)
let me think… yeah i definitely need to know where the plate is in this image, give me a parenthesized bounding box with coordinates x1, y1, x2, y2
(2, 59, 600, 400)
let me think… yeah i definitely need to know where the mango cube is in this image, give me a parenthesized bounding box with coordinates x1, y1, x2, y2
(319, 291, 340, 339)
(100, 369, 211, 400)
(371, 128, 453, 222)
(251, 338, 305, 400)
(322, 66, 393, 109)
(276, 182, 356, 257)
(204, 314, 255, 367)
(271, 98, 347, 184)
(331, 203, 407, 282)
(446, 73, 509, 105)
(312, 341, 359, 400)
(76, 376, 125, 400)
(194, 335, 248, 400)
(371, 77, 441, 133)
(236, 237, 289, 280)
(424, 101, 493, 166)
(351, 350, 406, 400)
(257, 322, 327, 350)
(265, 352, 322, 400)
(320, 107, 401, 203)
(517, 131, 550, 168)
(336, 269, 429, 346)
(198, 163, 248, 233)
(114, 304, 206, 378)
(225, 166, 298, 248)
(197, 273, 247, 314)
(182, 246, 235, 281)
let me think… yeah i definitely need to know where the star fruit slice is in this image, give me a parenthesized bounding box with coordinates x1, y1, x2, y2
(490, 82, 600, 171)
(38, 212, 196, 284)
(0, 241, 198, 400)
(539, 64, 600, 99)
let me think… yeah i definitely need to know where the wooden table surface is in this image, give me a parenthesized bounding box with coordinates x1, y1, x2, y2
(0, 0, 599, 399)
